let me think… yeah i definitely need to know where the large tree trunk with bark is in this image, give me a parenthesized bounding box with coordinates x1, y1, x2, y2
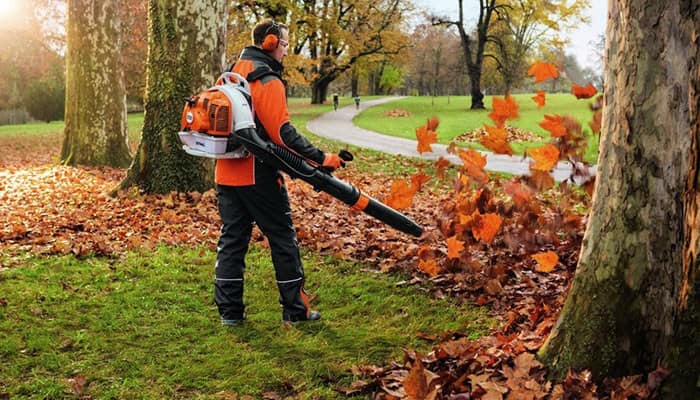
(62, 0, 131, 167)
(467, 64, 485, 109)
(538, 1, 700, 397)
(117, 0, 227, 194)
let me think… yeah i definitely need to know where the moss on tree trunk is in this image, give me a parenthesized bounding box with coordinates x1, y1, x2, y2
(117, 0, 228, 194)
(62, 0, 131, 168)
(538, 1, 700, 396)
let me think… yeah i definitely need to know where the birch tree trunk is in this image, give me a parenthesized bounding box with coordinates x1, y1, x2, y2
(62, 0, 131, 167)
(117, 0, 227, 193)
(538, 1, 700, 396)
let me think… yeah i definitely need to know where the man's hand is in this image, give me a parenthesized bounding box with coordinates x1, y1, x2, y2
(322, 153, 345, 171)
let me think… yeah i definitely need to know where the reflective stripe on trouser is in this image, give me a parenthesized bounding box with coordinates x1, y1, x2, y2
(215, 165, 309, 320)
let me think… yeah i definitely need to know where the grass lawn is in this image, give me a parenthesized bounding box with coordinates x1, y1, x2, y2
(0, 246, 492, 399)
(353, 94, 601, 164)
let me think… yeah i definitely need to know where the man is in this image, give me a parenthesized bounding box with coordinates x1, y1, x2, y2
(214, 19, 344, 326)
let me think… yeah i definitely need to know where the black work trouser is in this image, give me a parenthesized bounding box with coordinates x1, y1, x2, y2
(214, 167, 310, 322)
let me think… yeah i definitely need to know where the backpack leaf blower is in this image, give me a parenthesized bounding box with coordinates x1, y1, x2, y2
(178, 72, 423, 237)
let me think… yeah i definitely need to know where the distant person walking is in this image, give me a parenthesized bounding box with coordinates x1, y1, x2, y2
(353, 96, 360, 109)
(332, 93, 339, 111)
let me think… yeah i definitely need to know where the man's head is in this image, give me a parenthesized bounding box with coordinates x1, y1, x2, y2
(252, 19, 289, 63)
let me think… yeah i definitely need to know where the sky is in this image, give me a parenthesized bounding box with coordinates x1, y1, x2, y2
(412, 0, 608, 70)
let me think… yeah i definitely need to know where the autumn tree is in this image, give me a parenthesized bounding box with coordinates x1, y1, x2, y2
(117, 0, 228, 194)
(538, 1, 700, 397)
(228, 0, 411, 104)
(433, 0, 501, 109)
(61, 0, 131, 167)
(488, 0, 589, 94)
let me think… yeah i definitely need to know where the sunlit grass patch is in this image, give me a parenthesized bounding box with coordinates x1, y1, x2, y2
(0, 246, 493, 399)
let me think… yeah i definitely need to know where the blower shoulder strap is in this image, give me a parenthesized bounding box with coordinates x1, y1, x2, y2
(246, 66, 281, 83)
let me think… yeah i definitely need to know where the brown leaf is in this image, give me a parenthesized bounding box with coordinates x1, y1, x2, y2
(403, 358, 429, 399)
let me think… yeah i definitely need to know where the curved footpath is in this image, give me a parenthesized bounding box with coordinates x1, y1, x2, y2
(306, 96, 596, 182)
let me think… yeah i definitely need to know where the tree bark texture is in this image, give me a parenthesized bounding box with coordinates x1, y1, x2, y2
(118, 0, 227, 194)
(62, 0, 131, 167)
(538, 1, 700, 396)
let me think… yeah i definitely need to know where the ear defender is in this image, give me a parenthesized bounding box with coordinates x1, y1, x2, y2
(262, 33, 279, 51)
(261, 21, 280, 51)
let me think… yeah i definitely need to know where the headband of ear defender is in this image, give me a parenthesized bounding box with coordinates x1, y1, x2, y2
(261, 21, 280, 51)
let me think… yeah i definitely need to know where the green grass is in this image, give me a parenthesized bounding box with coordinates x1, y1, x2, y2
(0, 246, 492, 399)
(353, 94, 601, 163)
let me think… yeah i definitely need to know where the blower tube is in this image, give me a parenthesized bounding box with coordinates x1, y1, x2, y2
(234, 127, 423, 237)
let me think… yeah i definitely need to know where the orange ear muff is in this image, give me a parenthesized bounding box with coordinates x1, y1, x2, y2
(262, 34, 279, 51)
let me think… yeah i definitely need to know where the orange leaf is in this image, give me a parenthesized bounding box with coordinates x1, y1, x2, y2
(416, 125, 437, 154)
(571, 83, 598, 99)
(457, 148, 486, 168)
(528, 61, 559, 83)
(480, 124, 513, 156)
(589, 110, 602, 134)
(488, 95, 520, 128)
(504, 180, 534, 207)
(528, 144, 560, 172)
(446, 235, 464, 259)
(418, 259, 440, 277)
(531, 90, 546, 107)
(426, 116, 439, 131)
(457, 148, 489, 186)
(410, 171, 430, 191)
(471, 211, 502, 244)
(539, 114, 567, 137)
(434, 157, 451, 180)
(532, 251, 559, 272)
(384, 179, 416, 210)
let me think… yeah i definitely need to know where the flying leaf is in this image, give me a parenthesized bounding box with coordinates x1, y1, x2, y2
(531, 91, 546, 107)
(528, 61, 559, 83)
(539, 114, 567, 137)
(446, 235, 465, 259)
(426, 116, 439, 131)
(471, 211, 502, 244)
(528, 170, 555, 191)
(589, 110, 602, 134)
(504, 180, 534, 207)
(572, 83, 598, 99)
(488, 96, 520, 128)
(418, 258, 440, 277)
(434, 157, 451, 180)
(528, 144, 560, 172)
(416, 125, 437, 154)
(480, 125, 514, 156)
(532, 251, 559, 272)
(411, 172, 430, 191)
(384, 179, 415, 210)
(457, 148, 489, 186)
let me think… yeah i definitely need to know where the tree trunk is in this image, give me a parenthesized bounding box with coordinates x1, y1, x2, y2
(62, 0, 131, 168)
(468, 65, 484, 109)
(311, 77, 331, 104)
(351, 67, 359, 98)
(538, 2, 700, 397)
(116, 0, 227, 194)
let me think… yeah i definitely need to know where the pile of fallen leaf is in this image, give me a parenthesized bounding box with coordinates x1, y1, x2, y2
(454, 125, 541, 143)
(386, 109, 412, 118)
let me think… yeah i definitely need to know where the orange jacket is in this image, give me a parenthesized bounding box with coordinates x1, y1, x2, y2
(215, 47, 325, 186)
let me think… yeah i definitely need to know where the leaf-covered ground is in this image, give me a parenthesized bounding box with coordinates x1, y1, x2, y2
(0, 127, 666, 399)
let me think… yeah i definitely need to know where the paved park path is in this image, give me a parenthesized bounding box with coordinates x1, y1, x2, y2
(307, 96, 595, 182)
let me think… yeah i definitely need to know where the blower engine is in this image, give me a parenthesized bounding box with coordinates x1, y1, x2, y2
(178, 72, 423, 237)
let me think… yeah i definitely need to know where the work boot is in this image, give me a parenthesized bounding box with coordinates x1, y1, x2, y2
(282, 310, 321, 323)
(221, 313, 246, 327)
